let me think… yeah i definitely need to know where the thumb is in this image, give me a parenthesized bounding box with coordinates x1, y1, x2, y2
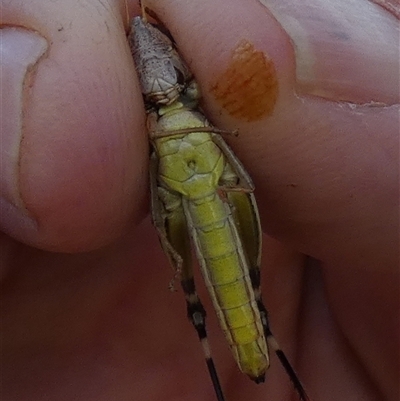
(1, 0, 148, 252)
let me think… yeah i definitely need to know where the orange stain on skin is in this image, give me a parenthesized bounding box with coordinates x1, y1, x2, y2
(210, 40, 278, 122)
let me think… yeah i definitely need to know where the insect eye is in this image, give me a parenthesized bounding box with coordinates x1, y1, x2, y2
(174, 67, 186, 86)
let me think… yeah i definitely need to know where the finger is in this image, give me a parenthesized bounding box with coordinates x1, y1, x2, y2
(1, 0, 147, 252)
(143, 0, 399, 271)
(1, 217, 227, 401)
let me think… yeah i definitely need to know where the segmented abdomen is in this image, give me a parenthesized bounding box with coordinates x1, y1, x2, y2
(185, 194, 269, 380)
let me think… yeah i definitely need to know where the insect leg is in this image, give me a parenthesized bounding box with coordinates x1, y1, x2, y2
(180, 268, 226, 401)
(150, 152, 184, 286)
(149, 126, 238, 140)
(210, 133, 256, 192)
(149, 153, 225, 401)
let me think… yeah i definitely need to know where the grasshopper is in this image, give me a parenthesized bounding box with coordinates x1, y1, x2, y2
(128, 5, 310, 401)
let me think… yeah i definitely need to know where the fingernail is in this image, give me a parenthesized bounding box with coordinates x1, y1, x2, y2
(1, 28, 47, 210)
(259, 0, 398, 104)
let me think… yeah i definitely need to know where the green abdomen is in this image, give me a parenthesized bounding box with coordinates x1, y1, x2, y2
(186, 195, 269, 380)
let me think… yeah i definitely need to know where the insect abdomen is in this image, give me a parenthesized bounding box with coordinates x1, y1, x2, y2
(186, 195, 269, 381)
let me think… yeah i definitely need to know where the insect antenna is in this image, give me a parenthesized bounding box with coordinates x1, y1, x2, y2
(139, 1, 176, 44)
(138, 0, 147, 22)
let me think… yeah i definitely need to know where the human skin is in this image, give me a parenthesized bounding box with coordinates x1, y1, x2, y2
(0, 0, 398, 400)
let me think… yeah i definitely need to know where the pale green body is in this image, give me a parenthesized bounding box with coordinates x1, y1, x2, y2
(149, 103, 269, 380)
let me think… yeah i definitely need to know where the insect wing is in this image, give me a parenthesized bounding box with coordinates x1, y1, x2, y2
(228, 191, 262, 273)
(210, 133, 262, 271)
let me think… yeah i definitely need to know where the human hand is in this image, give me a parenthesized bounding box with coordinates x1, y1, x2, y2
(1, 0, 398, 400)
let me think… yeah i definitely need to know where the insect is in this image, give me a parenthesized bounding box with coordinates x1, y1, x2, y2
(128, 4, 310, 401)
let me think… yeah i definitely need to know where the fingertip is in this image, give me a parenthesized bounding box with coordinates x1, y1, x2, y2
(1, 0, 148, 252)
